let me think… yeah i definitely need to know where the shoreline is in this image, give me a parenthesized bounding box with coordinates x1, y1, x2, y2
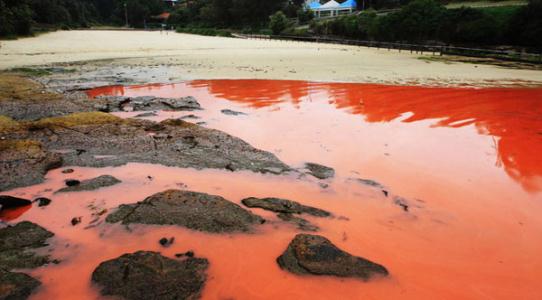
(1, 30, 541, 88)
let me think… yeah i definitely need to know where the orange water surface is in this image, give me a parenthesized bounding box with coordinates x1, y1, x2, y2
(2, 80, 542, 300)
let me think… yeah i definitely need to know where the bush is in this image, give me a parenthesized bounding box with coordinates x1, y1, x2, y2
(269, 11, 289, 35)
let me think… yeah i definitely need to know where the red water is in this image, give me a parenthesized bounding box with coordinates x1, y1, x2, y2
(3, 80, 542, 299)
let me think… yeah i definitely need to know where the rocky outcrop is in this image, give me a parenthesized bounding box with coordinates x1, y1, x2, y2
(95, 95, 201, 112)
(0, 269, 41, 300)
(106, 190, 265, 233)
(56, 175, 121, 193)
(277, 234, 389, 280)
(92, 251, 208, 300)
(0, 221, 54, 270)
(304, 163, 335, 180)
(0, 140, 62, 192)
(3, 113, 290, 179)
(221, 109, 247, 116)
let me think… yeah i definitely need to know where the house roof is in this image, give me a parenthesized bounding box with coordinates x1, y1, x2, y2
(320, 0, 341, 9)
(340, 0, 357, 8)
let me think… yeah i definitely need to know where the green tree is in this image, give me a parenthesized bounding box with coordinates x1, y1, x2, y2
(269, 11, 288, 35)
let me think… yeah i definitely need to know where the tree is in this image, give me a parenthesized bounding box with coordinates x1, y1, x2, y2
(269, 11, 288, 35)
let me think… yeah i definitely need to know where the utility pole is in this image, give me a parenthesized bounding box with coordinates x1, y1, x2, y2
(124, 2, 129, 27)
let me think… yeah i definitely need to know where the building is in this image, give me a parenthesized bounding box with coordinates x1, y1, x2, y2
(306, 0, 357, 18)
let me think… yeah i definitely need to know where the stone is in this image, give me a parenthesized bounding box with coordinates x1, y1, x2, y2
(0, 269, 41, 300)
(0, 196, 32, 210)
(305, 163, 335, 179)
(221, 109, 247, 116)
(71, 217, 82, 226)
(95, 95, 202, 112)
(0, 221, 54, 270)
(277, 234, 389, 280)
(61, 168, 74, 174)
(106, 190, 265, 233)
(65, 179, 80, 187)
(241, 197, 331, 217)
(92, 251, 208, 300)
(57, 175, 121, 193)
(34, 197, 52, 207)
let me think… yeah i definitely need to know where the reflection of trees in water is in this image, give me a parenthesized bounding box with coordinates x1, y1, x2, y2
(193, 80, 542, 193)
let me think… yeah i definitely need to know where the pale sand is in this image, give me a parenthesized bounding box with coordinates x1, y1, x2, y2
(1, 30, 541, 86)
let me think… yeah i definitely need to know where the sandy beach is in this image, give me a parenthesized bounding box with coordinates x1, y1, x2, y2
(1, 30, 541, 86)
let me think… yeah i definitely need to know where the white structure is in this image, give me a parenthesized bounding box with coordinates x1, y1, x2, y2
(306, 0, 357, 18)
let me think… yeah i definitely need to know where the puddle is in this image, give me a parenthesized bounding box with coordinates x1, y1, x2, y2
(3, 80, 542, 299)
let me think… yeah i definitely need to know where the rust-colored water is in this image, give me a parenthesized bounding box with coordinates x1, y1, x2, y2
(3, 80, 542, 299)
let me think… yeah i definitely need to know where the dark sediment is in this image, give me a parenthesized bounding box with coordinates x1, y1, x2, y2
(92, 251, 208, 300)
(277, 234, 389, 280)
(106, 190, 265, 233)
(277, 213, 319, 231)
(56, 175, 121, 193)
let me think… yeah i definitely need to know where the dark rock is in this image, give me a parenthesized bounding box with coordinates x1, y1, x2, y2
(65, 179, 80, 187)
(0, 140, 62, 192)
(277, 234, 389, 280)
(0, 269, 41, 300)
(71, 217, 82, 226)
(221, 109, 247, 116)
(0, 221, 54, 270)
(159, 237, 174, 247)
(0, 196, 32, 210)
(92, 251, 208, 300)
(241, 197, 331, 217)
(179, 114, 200, 120)
(61, 168, 74, 174)
(277, 213, 319, 231)
(305, 163, 335, 179)
(34, 197, 52, 207)
(57, 175, 121, 193)
(106, 190, 265, 233)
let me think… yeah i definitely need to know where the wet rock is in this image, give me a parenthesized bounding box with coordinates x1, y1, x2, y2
(179, 114, 200, 120)
(241, 197, 331, 217)
(277, 213, 319, 231)
(134, 112, 158, 118)
(0, 269, 41, 300)
(0, 140, 62, 192)
(159, 237, 175, 247)
(64, 179, 80, 187)
(0, 221, 54, 270)
(221, 109, 247, 116)
(106, 190, 265, 233)
(96, 95, 202, 112)
(0, 196, 32, 210)
(71, 217, 82, 226)
(34, 197, 52, 207)
(92, 251, 208, 300)
(57, 175, 121, 193)
(277, 234, 388, 280)
(393, 196, 409, 212)
(305, 163, 335, 180)
(61, 168, 74, 174)
(4, 113, 290, 178)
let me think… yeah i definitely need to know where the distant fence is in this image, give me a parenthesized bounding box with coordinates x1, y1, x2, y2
(241, 34, 542, 64)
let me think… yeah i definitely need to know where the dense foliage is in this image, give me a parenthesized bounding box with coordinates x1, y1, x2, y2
(311, 0, 542, 49)
(0, 0, 165, 37)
